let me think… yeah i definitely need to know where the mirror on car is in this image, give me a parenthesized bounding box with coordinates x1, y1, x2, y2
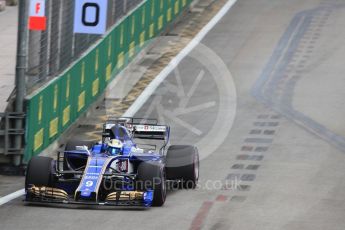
(76, 145, 89, 151)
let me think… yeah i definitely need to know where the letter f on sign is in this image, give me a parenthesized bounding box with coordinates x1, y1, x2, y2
(29, 0, 46, 31)
(35, 3, 40, 14)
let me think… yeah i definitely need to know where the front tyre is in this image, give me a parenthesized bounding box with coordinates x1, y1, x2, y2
(25, 156, 55, 190)
(137, 162, 167, 207)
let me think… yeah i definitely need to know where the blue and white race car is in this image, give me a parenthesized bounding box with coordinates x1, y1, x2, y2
(25, 118, 199, 207)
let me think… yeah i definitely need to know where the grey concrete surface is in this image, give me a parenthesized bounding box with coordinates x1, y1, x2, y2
(0, 175, 23, 197)
(105, 37, 180, 100)
(0, 5, 17, 112)
(2, 0, 345, 230)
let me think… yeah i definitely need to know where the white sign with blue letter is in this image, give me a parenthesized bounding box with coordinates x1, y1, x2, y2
(73, 0, 108, 35)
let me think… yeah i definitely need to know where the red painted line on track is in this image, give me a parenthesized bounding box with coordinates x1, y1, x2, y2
(190, 201, 214, 230)
(215, 195, 228, 202)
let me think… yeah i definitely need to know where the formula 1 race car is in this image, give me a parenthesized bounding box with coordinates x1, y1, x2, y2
(25, 118, 199, 207)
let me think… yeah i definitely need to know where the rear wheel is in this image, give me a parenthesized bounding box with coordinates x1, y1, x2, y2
(25, 156, 55, 190)
(136, 162, 166, 207)
(166, 145, 200, 189)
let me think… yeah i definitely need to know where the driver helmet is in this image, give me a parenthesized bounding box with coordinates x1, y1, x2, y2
(107, 139, 123, 155)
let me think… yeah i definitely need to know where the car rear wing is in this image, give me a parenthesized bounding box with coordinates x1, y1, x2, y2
(104, 117, 170, 141)
(105, 117, 159, 125)
(129, 124, 170, 140)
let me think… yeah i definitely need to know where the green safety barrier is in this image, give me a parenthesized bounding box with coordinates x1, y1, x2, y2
(24, 0, 193, 162)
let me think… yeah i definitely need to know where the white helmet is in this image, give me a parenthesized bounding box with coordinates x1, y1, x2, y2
(108, 139, 123, 155)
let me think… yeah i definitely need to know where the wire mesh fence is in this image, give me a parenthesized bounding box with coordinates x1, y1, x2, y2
(26, 0, 145, 91)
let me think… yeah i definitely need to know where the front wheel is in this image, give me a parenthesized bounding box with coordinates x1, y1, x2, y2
(136, 162, 167, 207)
(25, 156, 55, 190)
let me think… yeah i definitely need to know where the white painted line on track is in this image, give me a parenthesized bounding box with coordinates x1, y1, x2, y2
(0, 189, 25, 206)
(0, 0, 238, 207)
(123, 0, 238, 117)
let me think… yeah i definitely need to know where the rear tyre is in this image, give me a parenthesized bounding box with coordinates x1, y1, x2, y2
(166, 145, 199, 189)
(137, 162, 166, 207)
(25, 156, 55, 190)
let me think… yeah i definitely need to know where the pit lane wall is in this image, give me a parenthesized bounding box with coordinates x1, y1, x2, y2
(25, 0, 193, 162)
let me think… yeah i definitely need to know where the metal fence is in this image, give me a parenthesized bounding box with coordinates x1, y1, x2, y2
(26, 0, 144, 91)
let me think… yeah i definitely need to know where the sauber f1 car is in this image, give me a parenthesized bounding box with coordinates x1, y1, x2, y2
(25, 118, 199, 207)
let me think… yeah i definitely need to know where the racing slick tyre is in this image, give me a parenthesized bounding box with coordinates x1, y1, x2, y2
(25, 156, 55, 190)
(137, 162, 167, 207)
(166, 145, 200, 189)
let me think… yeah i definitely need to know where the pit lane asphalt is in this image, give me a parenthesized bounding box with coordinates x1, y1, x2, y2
(2, 0, 345, 229)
